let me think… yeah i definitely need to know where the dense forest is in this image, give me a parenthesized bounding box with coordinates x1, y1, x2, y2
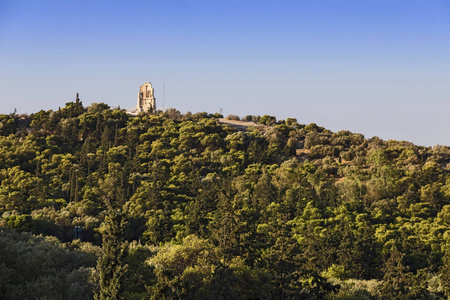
(2, 96, 450, 299)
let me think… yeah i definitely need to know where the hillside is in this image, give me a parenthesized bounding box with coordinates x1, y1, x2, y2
(1, 99, 450, 298)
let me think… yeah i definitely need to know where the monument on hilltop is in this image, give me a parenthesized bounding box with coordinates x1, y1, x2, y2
(136, 82, 156, 112)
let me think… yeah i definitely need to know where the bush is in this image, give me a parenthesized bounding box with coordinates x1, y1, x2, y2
(225, 114, 240, 121)
(0, 229, 97, 299)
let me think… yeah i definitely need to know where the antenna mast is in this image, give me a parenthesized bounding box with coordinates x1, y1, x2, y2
(163, 80, 165, 111)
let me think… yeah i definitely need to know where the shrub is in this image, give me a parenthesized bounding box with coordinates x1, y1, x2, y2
(225, 114, 240, 121)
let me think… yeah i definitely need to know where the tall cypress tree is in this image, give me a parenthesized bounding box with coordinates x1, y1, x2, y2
(95, 204, 128, 300)
(380, 245, 411, 299)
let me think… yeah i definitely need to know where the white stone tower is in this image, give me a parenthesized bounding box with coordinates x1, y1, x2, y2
(136, 82, 156, 112)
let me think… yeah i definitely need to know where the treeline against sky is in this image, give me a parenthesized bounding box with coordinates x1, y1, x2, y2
(2, 98, 450, 299)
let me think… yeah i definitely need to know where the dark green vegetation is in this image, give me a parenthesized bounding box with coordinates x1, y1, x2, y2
(2, 97, 450, 299)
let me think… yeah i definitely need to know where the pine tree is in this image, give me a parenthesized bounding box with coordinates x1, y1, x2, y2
(95, 204, 128, 300)
(380, 244, 411, 299)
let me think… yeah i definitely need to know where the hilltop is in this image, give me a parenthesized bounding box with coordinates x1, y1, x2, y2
(1, 100, 450, 298)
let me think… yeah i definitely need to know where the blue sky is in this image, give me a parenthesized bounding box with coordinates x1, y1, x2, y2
(0, 0, 449, 146)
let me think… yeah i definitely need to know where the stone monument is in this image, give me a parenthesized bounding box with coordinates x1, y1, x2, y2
(136, 82, 156, 112)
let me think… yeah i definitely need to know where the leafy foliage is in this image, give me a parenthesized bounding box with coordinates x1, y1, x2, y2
(2, 98, 450, 298)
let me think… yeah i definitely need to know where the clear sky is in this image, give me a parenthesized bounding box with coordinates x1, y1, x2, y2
(0, 0, 449, 146)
